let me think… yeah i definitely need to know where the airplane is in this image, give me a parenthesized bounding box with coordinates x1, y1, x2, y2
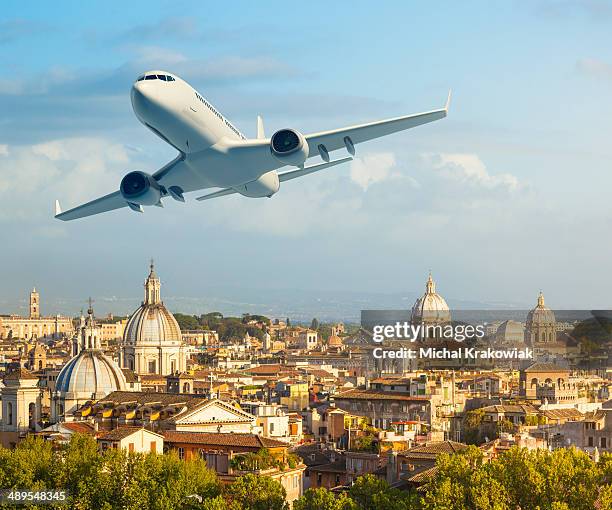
(54, 70, 450, 221)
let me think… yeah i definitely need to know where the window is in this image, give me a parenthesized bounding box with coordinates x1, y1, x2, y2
(588, 437, 594, 447)
(157, 75, 167, 81)
(178, 447, 185, 460)
(7, 402, 13, 426)
(145, 75, 156, 80)
(602, 438, 607, 449)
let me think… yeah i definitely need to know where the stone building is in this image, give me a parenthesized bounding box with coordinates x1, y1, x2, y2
(0, 288, 74, 340)
(120, 262, 188, 376)
(51, 304, 127, 422)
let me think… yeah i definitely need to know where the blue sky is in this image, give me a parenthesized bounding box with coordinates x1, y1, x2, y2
(1, 1, 612, 316)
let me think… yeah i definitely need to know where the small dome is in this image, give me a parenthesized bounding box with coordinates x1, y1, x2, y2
(56, 349, 126, 399)
(411, 273, 451, 324)
(496, 320, 525, 343)
(527, 292, 555, 325)
(328, 334, 343, 347)
(123, 262, 182, 346)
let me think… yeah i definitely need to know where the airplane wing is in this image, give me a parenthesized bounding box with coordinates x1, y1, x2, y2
(304, 91, 451, 154)
(54, 191, 127, 221)
(55, 156, 186, 221)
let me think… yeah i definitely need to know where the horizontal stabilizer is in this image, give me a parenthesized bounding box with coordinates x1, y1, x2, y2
(278, 157, 352, 183)
(195, 187, 238, 201)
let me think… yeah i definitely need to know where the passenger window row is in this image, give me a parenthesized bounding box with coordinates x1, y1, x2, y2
(194, 92, 246, 140)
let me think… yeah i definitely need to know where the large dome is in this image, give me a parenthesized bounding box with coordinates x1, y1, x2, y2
(123, 263, 182, 346)
(527, 292, 555, 325)
(411, 273, 451, 324)
(56, 349, 126, 399)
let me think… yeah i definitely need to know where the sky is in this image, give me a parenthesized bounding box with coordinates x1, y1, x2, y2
(1, 0, 612, 318)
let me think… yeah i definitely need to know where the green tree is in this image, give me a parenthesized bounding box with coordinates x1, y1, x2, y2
(173, 313, 201, 331)
(226, 474, 288, 510)
(348, 474, 417, 510)
(294, 488, 357, 510)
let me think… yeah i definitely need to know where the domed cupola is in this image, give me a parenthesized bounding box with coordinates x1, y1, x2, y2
(121, 262, 187, 376)
(52, 302, 126, 422)
(411, 273, 451, 324)
(526, 291, 556, 345)
(123, 261, 182, 346)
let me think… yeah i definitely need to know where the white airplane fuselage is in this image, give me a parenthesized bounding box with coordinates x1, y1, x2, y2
(131, 71, 279, 194)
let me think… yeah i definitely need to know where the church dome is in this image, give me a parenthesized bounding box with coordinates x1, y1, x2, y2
(527, 292, 555, 325)
(496, 320, 525, 343)
(123, 262, 182, 346)
(411, 273, 451, 324)
(328, 333, 343, 347)
(55, 349, 127, 399)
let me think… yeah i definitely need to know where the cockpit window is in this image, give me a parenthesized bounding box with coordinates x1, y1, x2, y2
(138, 74, 175, 82)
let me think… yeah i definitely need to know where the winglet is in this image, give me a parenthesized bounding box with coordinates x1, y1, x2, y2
(445, 89, 452, 112)
(54, 199, 62, 217)
(257, 115, 265, 139)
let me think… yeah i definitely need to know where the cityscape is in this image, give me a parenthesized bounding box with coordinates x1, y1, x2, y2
(0, 263, 610, 508)
(3, 1, 612, 508)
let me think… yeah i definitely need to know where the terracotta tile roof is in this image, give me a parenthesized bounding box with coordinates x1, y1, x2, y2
(481, 404, 539, 414)
(244, 365, 285, 375)
(163, 431, 289, 449)
(406, 465, 438, 483)
(399, 441, 468, 460)
(523, 362, 569, 373)
(334, 389, 431, 402)
(98, 391, 204, 407)
(540, 408, 583, 420)
(309, 459, 346, 473)
(97, 426, 156, 441)
(62, 422, 96, 435)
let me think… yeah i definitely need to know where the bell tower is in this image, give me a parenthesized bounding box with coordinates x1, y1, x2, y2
(29, 288, 40, 319)
(144, 260, 161, 305)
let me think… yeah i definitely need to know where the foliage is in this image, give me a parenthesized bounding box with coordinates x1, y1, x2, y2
(0, 434, 221, 510)
(421, 445, 608, 510)
(348, 474, 419, 510)
(294, 488, 357, 510)
(225, 474, 288, 510)
(229, 448, 283, 472)
(462, 409, 487, 444)
(173, 312, 268, 342)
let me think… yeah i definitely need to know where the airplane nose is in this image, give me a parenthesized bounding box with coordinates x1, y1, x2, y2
(131, 83, 152, 117)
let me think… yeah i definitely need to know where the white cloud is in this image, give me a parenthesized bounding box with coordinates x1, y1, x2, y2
(0, 137, 132, 221)
(350, 152, 400, 191)
(0, 145, 8, 156)
(423, 153, 520, 192)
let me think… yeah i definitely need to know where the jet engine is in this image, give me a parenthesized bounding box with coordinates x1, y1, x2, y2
(235, 170, 280, 198)
(270, 129, 309, 166)
(120, 171, 163, 206)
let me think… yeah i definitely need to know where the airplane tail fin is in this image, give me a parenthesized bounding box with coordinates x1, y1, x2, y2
(257, 116, 265, 139)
